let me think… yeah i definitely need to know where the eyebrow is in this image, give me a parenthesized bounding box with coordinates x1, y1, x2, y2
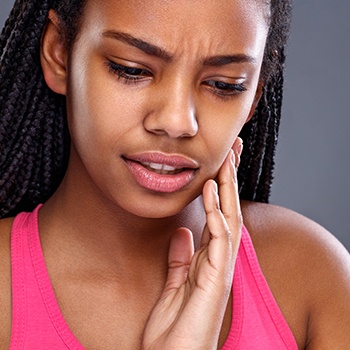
(102, 30, 173, 62)
(203, 54, 256, 66)
(102, 30, 256, 66)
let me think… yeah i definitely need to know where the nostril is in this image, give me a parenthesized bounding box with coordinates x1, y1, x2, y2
(146, 128, 167, 136)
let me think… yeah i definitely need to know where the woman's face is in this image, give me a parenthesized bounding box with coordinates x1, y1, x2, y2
(64, 0, 268, 218)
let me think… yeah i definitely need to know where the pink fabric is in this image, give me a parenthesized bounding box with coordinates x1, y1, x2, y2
(10, 206, 298, 349)
(10, 206, 84, 350)
(222, 227, 298, 349)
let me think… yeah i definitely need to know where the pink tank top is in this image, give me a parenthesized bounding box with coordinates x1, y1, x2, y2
(9, 206, 298, 349)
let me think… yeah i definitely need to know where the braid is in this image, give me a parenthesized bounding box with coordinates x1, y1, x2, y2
(238, 0, 291, 203)
(255, 62, 284, 200)
(0, 0, 69, 218)
(238, 50, 286, 202)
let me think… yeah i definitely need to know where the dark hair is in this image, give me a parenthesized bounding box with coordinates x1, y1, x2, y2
(0, 0, 293, 218)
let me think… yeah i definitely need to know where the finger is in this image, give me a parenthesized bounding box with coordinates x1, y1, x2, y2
(162, 228, 194, 296)
(200, 181, 218, 248)
(201, 179, 233, 272)
(232, 137, 243, 170)
(217, 150, 242, 243)
(200, 180, 219, 248)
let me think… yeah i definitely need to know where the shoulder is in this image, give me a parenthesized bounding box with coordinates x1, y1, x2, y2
(240, 200, 350, 275)
(241, 201, 350, 349)
(241, 200, 350, 261)
(0, 217, 14, 349)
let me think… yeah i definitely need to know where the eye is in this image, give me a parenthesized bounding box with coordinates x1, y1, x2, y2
(204, 80, 247, 98)
(106, 61, 152, 84)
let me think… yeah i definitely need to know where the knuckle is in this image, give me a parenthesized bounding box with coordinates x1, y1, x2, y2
(168, 260, 189, 270)
(205, 201, 221, 215)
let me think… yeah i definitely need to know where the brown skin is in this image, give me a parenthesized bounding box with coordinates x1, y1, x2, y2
(1, 0, 350, 349)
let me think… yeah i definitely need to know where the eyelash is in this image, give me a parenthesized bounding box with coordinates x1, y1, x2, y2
(106, 61, 151, 84)
(204, 80, 247, 99)
(106, 60, 247, 97)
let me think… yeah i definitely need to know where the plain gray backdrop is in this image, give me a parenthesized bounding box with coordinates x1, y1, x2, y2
(1, 0, 349, 250)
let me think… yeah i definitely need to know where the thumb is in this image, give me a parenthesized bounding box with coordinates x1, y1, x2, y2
(162, 228, 194, 297)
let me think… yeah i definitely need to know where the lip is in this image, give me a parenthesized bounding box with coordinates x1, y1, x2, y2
(123, 152, 199, 193)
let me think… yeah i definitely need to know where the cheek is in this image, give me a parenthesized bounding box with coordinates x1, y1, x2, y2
(67, 64, 141, 155)
(198, 97, 253, 157)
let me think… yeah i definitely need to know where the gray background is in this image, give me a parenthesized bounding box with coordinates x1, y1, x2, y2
(1, 0, 349, 250)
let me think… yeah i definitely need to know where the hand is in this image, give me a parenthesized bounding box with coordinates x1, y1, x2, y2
(141, 141, 243, 350)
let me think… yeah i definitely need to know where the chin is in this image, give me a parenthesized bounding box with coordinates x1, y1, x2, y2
(121, 191, 200, 220)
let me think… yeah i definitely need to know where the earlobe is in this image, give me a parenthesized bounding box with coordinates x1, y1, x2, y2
(245, 82, 263, 123)
(40, 10, 68, 96)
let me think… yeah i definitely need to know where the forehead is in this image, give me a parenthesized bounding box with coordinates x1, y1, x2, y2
(79, 0, 269, 58)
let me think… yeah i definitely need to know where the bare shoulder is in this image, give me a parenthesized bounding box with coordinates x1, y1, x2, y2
(241, 200, 350, 277)
(241, 201, 350, 349)
(0, 217, 13, 349)
(241, 200, 350, 263)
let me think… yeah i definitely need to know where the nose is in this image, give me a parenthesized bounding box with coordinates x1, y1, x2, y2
(143, 79, 199, 139)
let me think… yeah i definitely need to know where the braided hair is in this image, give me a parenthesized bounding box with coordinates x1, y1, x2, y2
(0, 0, 293, 218)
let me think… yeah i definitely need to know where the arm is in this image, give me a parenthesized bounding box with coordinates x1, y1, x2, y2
(241, 201, 350, 349)
(304, 225, 350, 349)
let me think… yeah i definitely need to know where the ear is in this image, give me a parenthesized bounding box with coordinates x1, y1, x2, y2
(40, 10, 68, 95)
(245, 82, 263, 123)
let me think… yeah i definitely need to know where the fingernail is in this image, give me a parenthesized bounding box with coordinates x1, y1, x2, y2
(233, 137, 243, 157)
(230, 149, 235, 169)
(237, 142, 243, 157)
(213, 181, 218, 194)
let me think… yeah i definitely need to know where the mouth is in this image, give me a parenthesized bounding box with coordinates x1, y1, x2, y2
(122, 153, 199, 193)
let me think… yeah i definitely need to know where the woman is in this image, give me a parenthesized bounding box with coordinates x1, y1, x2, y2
(0, 0, 349, 349)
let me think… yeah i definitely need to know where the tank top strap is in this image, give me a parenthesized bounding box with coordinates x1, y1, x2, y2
(222, 225, 298, 349)
(10, 210, 29, 349)
(10, 206, 84, 350)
